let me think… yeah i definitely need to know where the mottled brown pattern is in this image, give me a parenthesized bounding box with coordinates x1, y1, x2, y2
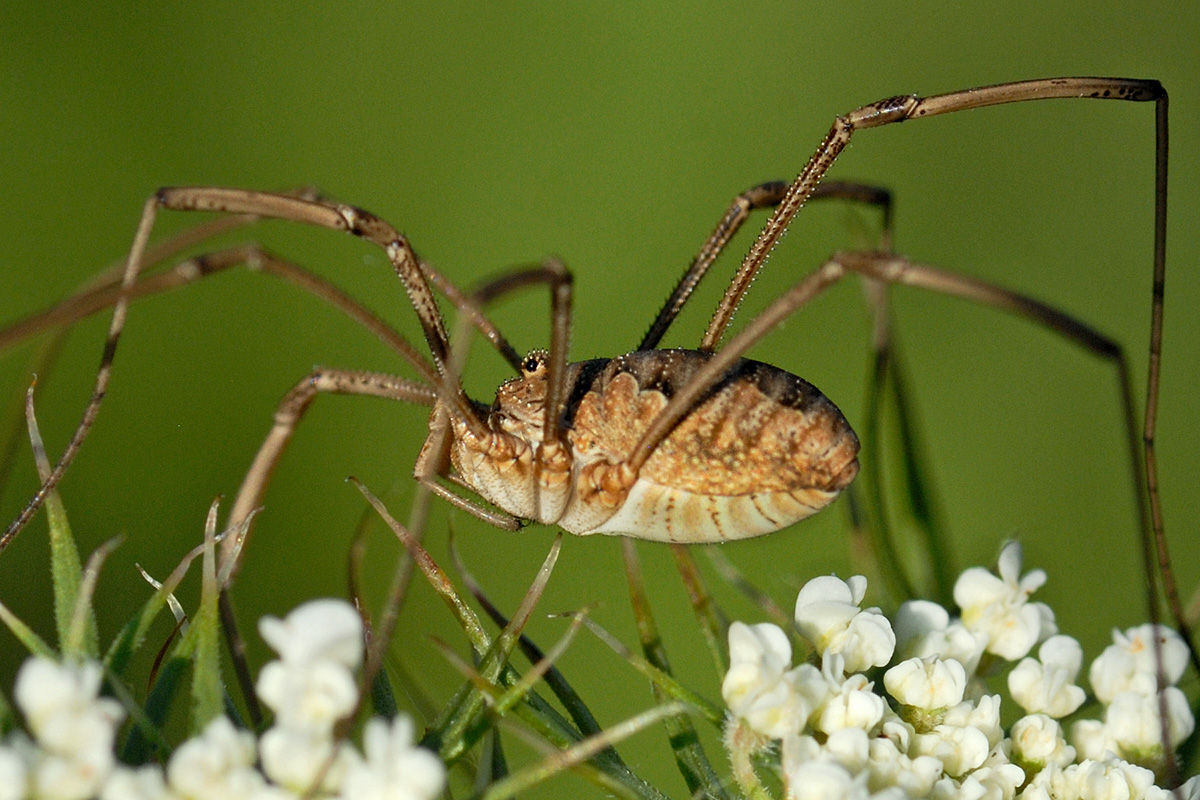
(567, 350, 858, 497)
(441, 348, 857, 536)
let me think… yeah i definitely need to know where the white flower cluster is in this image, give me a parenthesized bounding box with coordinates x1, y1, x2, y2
(721, 542, 1197, 800)
(1, 658, 124, 800)
(0, 600, 446, 800)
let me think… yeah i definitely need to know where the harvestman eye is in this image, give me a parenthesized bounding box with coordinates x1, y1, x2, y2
(0, 78, 1176, 626)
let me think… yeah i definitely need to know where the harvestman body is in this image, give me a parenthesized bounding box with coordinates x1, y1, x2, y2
(0, 78, 1171, 583)
(432, 349, 858, 542)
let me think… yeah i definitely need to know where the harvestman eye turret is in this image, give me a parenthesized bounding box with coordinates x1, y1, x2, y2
(0, 78, 1172, 608)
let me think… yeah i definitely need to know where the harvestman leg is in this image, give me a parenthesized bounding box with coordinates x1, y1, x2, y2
(1, 188, 511, 548)
(640, 180, 894, 350)
(0, 211, 306, 501)
(1, 245, 437, 378)
(217, 256, 577, 721)
(625, 77, 1177, 626)
(644, 175, 938, 602)
(213, 256, 574, 725)
(0, 243, 446, 511)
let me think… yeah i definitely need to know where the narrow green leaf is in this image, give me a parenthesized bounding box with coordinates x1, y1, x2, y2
(187, 500, 225, 732)
(0, 600, 55, 658)
(434, 532, 563, 762)
(478, 702, 689, 800)
(432, 634, 671, 800)
(105, 538, 207, 676)
(859, 341, 919, 603)
(24, 383, 98, 656)
(120, 655, 188, 763)
(670, 544, 729, 680)
(579, 617, 724, 725)
(622, 539, 730, 800)
(886, 349, 956, 604)
(65, 537, 121, 658)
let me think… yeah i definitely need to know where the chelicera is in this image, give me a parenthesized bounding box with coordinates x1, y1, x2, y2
(0, 78, 1171, 592)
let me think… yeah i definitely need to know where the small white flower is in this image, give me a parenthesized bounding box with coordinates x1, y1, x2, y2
(14, 657, 95, 726)
(944, 694, 1004, 749)
(1008, 635, 1087, 718)
(0, 746, 27, 800)
(724, 622, 792, 704)
(338, 715, 445, 800)
(1010, 713, 1076, 771)
(893, 600, 988, 675)
(783, 758, 870, 800)
(1105, 688, 1195, 762)
(1146, 775, 1200, 800)
(953, 542, 1056, 661)
(1056, 757, 1156, 800)
(32, 749, 118, 800)
(824, 728, 871, 773)
(14, 658, 124, 747)
(781, 729, 875, 787)
(259, 599, 364, 669)
(259, 726, 352, 794)
(1022, 763, 1070, 800)
(167, 716, 265, 800)
(911, 722, 991, 778)
(877, 709, 916, 753)
(256, 659, 359, 733)
(946, 763, 1025, 800)
(723, 622, 815, 738)
(865, 735, 944, 799)
(884, 656, 967, 712)
(1089, 624, 1190, 704)
(1071, 718, 1118, 763)
(35, 706, 121, 767)
(814, 672, 885, 734)
(794, 575, 895, 674)
(781, 732, 822, 770)
(101, 765, 173, 800)
(11, 657, 125, 800)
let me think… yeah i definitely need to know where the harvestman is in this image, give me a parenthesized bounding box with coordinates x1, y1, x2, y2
(0, 79, 1176, 624)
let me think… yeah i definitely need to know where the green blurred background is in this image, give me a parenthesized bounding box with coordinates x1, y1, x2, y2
(1, 2, 1198, 794)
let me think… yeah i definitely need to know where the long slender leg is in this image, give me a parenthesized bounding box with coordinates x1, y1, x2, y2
(1, 244, 436, 378)
(11, 186, 324, 333)
(702, 78, 1164, 348)
(3, 188, 491, 548)
(0, 242, 439, 499)
(419, 260, 524, 372)
(0, 217, 261, 350)
(837, 251, 1197, 693)
(0, 185, 330, 352)
(155, 189, 457, 374)
(214, 365, 436, 726)
(1, 196, 158, 550)
(540, 258, 574, 445)
(639, 180, 893, 350)
(680, 76, 1172, 642)
(219, 367, 436, 566)
(626, 248, 1137, 517)
(157, 190, 554, 425)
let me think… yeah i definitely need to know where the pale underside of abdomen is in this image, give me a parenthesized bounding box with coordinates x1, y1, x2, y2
(573, 478, 838, 542)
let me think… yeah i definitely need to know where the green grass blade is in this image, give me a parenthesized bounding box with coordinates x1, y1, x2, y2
(622, 539, 730, 800)
(24, 383, 98, 656)
(0, 600, 54, 657)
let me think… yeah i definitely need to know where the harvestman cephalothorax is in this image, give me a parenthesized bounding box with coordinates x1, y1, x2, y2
(0, 78, 1183, 647)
